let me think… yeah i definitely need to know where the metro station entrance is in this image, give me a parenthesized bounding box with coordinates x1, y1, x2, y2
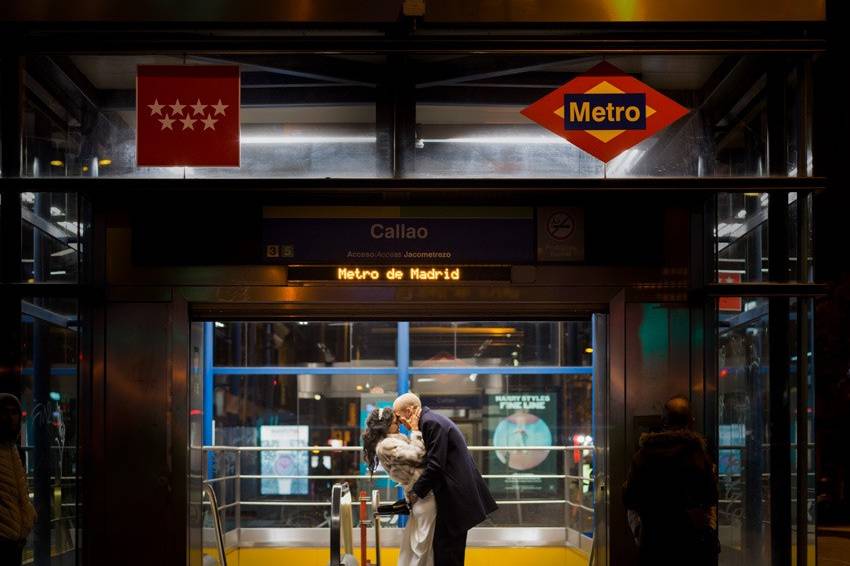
(1, 7, 827, 566)
(188, 317, 605, 566)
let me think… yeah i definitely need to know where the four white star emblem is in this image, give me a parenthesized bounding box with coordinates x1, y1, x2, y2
(148, 99, 164, 116)
(147, 99, 230, 132)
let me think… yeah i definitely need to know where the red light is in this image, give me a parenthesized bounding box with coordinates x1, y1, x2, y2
(720, 368, 729, 378)
(21, 412, 27, 417)
(190, 409, 202, 416)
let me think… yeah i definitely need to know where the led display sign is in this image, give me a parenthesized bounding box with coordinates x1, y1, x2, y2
(287, 265, 512, 283)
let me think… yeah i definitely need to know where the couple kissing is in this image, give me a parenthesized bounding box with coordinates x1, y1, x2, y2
(362, 393, 498, 566)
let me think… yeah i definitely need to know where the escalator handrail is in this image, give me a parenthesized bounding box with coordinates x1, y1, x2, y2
(203, 483, 228, 566)
(330, 483, 348, 566)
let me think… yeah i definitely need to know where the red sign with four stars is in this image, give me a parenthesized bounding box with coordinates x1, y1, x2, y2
(136, 65, 240, 167)
(521, 62, 689, 163)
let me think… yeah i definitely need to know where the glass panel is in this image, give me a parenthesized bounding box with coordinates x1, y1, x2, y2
(409, 370, 591, 528)
(716, 192, 769, 284)
(718, 297, 770, 566)
(20, 193, 82, 283)
(409, 321, 591, 367)
(20, 297, 80, 566)
(788, 192, 799, 281)
(804, 193, 814, 282)
(23, 55, 382, 178)
(412, 54, 810, 178)
(213, 321, 397, 367)
(790, 298, 816, 566)
(198, 319, 594, 532)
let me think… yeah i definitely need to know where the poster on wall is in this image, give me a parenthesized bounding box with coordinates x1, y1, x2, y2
(486, 393, 558, 497)
(260, 425, 309, 495)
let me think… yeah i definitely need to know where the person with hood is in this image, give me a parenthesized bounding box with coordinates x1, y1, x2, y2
(0, 393, 36, 566)
(622, 395, 719, 566)
(395, 393, 498, 566)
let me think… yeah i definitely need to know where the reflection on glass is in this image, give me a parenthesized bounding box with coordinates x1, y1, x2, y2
(410, 321, 591, 367)
(21, 193, 82, 283)
(716, 193, 768, 284)
(23, 55, 381, 178)
(718, 298, 770, 566)
(213, 322, 397, 367)
(20, 298, 80, 566)
(412, 54, 807, 178)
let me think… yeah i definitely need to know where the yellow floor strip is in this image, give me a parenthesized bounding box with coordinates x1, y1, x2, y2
(236, 546, 588, 566)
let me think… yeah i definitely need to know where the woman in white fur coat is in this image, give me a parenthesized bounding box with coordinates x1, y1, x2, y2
(363, 406, 436, 566)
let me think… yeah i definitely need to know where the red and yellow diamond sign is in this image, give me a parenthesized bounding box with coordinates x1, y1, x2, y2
(521, 62, 689, 163)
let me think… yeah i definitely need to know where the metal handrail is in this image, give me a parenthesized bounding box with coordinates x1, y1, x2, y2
(202, 443, 597, 544)
(330, 483, 344, 566)
(199, 444, 593, 452)
(203, 483, 228, 566)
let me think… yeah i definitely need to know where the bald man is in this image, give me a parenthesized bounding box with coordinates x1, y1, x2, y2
(394, 393, 497, 566)
(623, 395, 719, 566)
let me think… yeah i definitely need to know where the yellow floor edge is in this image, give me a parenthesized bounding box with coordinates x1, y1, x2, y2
(234, 546, 588, 566)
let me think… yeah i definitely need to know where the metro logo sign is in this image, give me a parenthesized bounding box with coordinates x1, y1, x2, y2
(521, 62, 689, 163)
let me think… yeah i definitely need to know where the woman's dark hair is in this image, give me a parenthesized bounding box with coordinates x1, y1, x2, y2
(362, 407, 394, 476)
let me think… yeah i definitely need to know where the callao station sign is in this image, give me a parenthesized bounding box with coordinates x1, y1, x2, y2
(521, 62, 689, 162)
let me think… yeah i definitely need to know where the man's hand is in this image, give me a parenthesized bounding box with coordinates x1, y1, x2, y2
(399, 406, 421, 432)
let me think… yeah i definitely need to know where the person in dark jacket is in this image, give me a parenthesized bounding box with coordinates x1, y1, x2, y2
(394, 393, 497, 566)
(623, 395, 719, 566)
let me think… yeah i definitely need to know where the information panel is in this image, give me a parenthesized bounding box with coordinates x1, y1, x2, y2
(263, 206, 534, 264)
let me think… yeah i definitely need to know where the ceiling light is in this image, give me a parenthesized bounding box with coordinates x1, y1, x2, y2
(98, 158, 112, 166)
(584, 347, 593, 354)
(49, 160, 63, 167)
(421, 135, 565, 145)
(241, 135, 376, 145)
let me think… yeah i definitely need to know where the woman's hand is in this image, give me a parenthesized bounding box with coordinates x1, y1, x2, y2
(399, 406, 421, 432)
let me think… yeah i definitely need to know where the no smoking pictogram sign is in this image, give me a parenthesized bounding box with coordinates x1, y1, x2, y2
(547, 212, 575, 241)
